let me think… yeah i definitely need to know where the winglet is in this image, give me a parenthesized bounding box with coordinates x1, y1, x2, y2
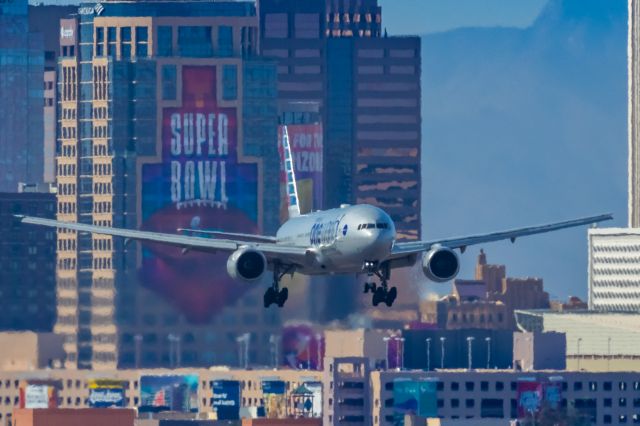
(282, 126, 301, 218)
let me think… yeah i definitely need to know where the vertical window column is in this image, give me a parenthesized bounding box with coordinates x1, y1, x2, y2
(135, 26, 148, 58)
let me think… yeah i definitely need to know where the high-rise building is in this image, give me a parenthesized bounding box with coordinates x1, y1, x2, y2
(29, 5, 78, 185)
(588, 228, 640, 311)
(0, 191, 57, 332)
(259, 0, 421, 321)
(587, 0, 640, 312)
(259, 0, 421, 242)
(630, 0, 640, 227)
(56, 1, 281, 369)
(0, 0, 44, 191)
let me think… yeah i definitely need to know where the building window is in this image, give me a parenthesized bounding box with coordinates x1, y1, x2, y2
(465, 399, 475, 408)
(604, 382, 613, 391)
(107, 27, 116, 57)
(605, 398, 612, 407)
(178, 26, 213, 57)
(218, 26, 233, 57)
(135, 27, 148, 57)
(451, 399, 459, 408)
(451, 382, 459, 391)
(158, 26, 173, 57)
(480, 382, 489, 392)
(589, 382, 598, 391)
(222, 65, 237, 100)
(621, 398, 628, 407)
(574, 382, 583, 391)
(96, 27, 104, 56)
(603, 415, 612, 424)
(162, 65, 177, 101)
(465, 382, 475, 391)
(496, 382, 504, 392)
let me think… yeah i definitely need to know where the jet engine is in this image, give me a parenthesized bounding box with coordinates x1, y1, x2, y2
(422, 246, 460, 283)
(227, 248, 267, 283)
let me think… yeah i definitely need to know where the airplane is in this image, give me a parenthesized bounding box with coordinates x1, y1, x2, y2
(17, 127, 613, 308)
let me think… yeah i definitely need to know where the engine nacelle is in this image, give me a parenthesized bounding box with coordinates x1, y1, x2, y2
(422, 246, 460, 283)
(227, 248, 267, 283)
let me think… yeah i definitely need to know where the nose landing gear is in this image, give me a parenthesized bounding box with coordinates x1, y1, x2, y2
(264, 263, 293, 308)
(363, 262, 397, 307)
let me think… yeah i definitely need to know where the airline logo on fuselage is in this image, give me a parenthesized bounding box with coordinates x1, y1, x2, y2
(310, 217, 343, 246)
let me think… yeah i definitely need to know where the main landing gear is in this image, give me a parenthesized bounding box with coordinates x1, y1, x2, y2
(362, 261, 397, 307)
(264, 263, 291, 308)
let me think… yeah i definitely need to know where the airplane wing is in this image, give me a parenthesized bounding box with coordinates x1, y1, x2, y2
(177, 228, 277, 243)
(17, 216, 307, 264)
(389, 213, 613, 259)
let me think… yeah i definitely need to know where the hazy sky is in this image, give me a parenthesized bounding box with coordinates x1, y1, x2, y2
(380, 0, 549, 35)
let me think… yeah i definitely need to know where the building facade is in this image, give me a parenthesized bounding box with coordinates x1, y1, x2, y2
(259, 0, 421, 242)
(0, 0, 44, 191)
(420, 251, 550, 330)
(630, 0, 640, 227)
(515, 310, 640, 372)
(55, 1, 281, 370)
(589, 228, 640, 312)
(0, 192, 56, 332)
(259, 0, 421, 321)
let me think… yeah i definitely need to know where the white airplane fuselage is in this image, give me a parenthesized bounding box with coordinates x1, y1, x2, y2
(275, 204, 396, 274)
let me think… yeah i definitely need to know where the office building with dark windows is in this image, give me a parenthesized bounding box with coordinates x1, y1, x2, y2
(0, 191, 57, 332)
(260, 0, 421, 242)
(0, 0, 45, 191)
(56, 1, 281, 369)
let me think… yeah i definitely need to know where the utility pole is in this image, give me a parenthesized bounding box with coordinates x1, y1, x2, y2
(425, 338, 431, 371)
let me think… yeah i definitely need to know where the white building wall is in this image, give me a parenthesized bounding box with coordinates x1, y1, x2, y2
(589, 228, 640, 312)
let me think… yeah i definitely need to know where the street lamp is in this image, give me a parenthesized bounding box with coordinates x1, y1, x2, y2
(425, 338, 432, 371)
(302, 335, 311, 370)
(383, 336, 391, 370)
(134, 334, 142, 369)
(269, 334, 280, 369)
(466, 337, 475, 370)
(485, 337, 492, 369)
(607, 337, 612, 371)
(316, 333, 323, 371)
(398, 337, 405, 370)
(577, 337, 583, 371)
(440, 337, 446, 369)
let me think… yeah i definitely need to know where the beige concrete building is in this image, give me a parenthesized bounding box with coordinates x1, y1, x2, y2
(0, 368, 322, 426)
(0, 332, 65, 371)
(630, 0, 640, 227)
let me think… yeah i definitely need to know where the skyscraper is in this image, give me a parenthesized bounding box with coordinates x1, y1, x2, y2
(259, 0, 421, 241)
(56, 1, 281, 369)
(260, 0, 421, 320)
(0, 0, 44, 191)
(630, 0, 640, 227)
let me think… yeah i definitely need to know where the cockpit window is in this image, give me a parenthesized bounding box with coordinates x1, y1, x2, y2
(376, 223, 388, 229)
(358, 223, 383, 230)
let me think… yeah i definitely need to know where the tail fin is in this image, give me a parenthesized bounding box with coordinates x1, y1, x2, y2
(282, 126, 301, 218)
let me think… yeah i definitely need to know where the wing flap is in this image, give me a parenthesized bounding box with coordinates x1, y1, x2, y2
(177, 228, 277, 243)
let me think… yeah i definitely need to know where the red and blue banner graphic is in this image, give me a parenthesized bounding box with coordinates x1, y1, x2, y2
(141, 66, 258, 323)
(278, 124, 323, 221)
(139, 375, 199, 413)
(517, 379, 543, 418)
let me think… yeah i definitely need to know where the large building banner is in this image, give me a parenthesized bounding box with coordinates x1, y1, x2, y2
(141, 66, 258, 323)
(278, 124, 323, 221)
(212, 380, 241, 420)
(392, 380, 437, 425)
(517, 379, 543, 418)
(139, 375, 199, 413)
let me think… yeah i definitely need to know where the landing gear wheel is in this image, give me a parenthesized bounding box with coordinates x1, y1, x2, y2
(264, 287, 277, 308)
(276, 288, 289, 308)
(385, 287, 397, 307)
(372, 287, 386, 307)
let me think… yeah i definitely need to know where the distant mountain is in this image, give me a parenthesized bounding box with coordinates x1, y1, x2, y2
(421, 0, 627, 300)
